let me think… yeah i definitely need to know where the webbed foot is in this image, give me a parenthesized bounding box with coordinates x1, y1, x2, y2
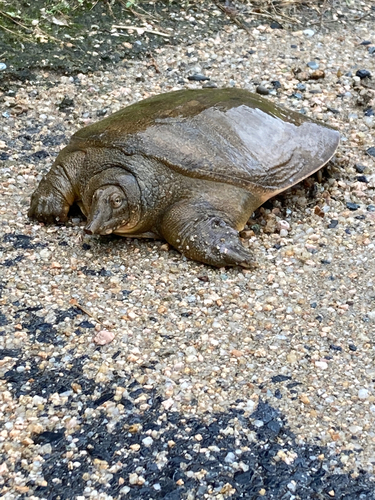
(28, 177, 71, 223)
(161, 202, 256, 268)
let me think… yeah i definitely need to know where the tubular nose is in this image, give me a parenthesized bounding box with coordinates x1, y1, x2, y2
(84, 217, 100, 235)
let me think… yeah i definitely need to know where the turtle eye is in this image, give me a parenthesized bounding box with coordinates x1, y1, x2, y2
(110, 193, 124, 209)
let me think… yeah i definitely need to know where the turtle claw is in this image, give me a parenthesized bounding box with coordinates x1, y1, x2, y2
(162, 202, 258, 268)
(219, 243, 257, 269)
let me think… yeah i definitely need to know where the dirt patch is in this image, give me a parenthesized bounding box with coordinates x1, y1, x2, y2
(1, 0, 374, 83)
(0, 1, 227, 80)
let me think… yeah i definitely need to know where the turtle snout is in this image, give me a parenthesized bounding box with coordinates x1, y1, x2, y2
(85, 218, 114, 235)
(84, 216, 102, 235)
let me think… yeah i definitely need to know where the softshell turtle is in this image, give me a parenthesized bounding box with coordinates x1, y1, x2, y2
(28, 88, 340, 267)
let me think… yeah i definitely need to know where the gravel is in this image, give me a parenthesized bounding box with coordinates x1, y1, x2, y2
(1, 4, 375, 499)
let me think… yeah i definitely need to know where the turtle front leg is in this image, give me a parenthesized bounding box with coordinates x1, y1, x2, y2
(28, 151, 84, 223)
(160, 201, 256, 268)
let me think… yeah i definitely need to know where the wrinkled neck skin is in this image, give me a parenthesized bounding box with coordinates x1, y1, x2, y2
(81, 152, 176, 235)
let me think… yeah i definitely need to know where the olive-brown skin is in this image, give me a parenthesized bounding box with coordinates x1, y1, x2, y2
(28, 88, 340, 267)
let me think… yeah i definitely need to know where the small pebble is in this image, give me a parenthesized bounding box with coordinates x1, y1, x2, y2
(224, 452, 236, 463)
(346, 202, 360, 211)
(202, 81, 217, 88)
(256, 85, 269, 96)
(307, 61, 319, 70)
(310, 70, 325, 80)
(253, 420, 264, 428)
(348, 425, 362, 435)
(356, 175, 368, 183)
(355, 164, 366, 173)
(0, 63, 6, 71)
(330, 345, 342, 351)
(129, 473, 139, 485)
(277, 220, 290, 231)
(270, 21, 283, 29)
(328, 220, 338, 228)
(187, 74, 210, 81)
(356, 69, 371, 79)
(358, 389, 369, 400)
(348, 344, 357, 351)
(93, 330, 115, 345)
(303, 29, 315, 37)
(366, 147, 375, 157)
(142, 436, 154, 447)
(315, 361, 328, 370)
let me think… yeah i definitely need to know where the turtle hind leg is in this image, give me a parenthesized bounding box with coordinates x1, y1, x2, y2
(160, 201, 256, 268)
(28, 151, 84, 224)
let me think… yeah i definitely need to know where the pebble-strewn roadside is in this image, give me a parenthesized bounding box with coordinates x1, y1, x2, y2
(1, 5, 375, 499)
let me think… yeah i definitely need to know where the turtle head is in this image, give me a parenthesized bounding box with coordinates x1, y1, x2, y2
(83, 168, 142, 235)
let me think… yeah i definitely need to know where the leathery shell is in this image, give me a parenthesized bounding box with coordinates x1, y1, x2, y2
(70, 88, 340, 200)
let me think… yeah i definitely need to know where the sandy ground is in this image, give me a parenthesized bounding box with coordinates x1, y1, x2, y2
(1, 4, 375, 499)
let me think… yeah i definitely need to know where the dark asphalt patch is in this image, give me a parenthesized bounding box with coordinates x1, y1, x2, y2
(3, 353, 375, 499)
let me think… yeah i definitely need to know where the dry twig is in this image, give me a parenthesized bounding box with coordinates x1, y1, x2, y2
(213, 1, 254, 38)
(0, 22, 31, 41)
(0, 10, 31, 31)
(70, 298, 103, 325)
(112, 24, 171, 37)
(148, 51, 160, 73)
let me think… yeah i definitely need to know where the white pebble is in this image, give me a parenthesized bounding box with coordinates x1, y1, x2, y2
(161, 398, 174, 410)
(186, 355, 198, 363)
(287, 481, 297, 492)
(315, 361, 328, 370)
(129, 473, 139, 485)
(358, 388, 369, 399)
(224, 452, 236, 463)
(277, 220, 290, 231)
(246, 400, 256, 411)
(348, 425, 362, 435)
(142, 436, 154, 447)
(32, 395, 45, 405)
(39, 248, 51, 260)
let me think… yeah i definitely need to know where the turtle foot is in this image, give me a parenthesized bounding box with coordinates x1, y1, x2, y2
(161, 202, 257, 268)
(28, 180, 70, 224)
